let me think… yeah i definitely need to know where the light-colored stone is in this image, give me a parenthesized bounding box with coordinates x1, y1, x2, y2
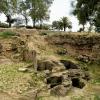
(50, 85, 70, 96)
(18, 67, 28, 72)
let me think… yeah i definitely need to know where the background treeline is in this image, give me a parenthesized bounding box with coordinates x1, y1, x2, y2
(0, 0, 72, 31)
(0, 0, 99, 32)
(0, 0, 53, 29)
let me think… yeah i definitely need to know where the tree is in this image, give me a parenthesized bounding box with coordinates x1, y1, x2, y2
(0, 0, 53, 28)
(6, 14, 17, 27)
(19, 0, 30, 26)
(72, 1, 89, 31)
(37, 1, 50, 29)
(52, 17, 72, 31)
(61, 17, 72, 31)
(94, 2, 100, 32)
(27, 0, 53, 28)
(0, 0, 18, 27)
(95, 14, 100, 32)
(72, 0, 100, 32)
(0, 0, 8, 13)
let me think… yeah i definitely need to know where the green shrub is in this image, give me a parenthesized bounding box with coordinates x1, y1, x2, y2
(0, 31, 16, 38)
(26, 26, 33, 29)
(71, 96, 84, 100)
(94, 94, 100, 100)
(0, 22, 9, 28)
(35, 24, 50, 30)
(92, 78, 100, 85)
(41, 24, 50, 30)
(56, 48, 67, 55)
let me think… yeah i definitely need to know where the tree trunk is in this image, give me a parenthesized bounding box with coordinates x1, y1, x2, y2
(88, 21, 93, 32)
(6, 14, 11, 28)
(40, 19, 43, 29)
(83, 24, 85, 31)
(33, 18, 36, 28)
(9, 22, 11, 27)
(64, 25, 66, 31)
(25, 16, 28, 26)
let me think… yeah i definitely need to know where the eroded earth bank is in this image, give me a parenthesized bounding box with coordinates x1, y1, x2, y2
(0, 28, 100, 100)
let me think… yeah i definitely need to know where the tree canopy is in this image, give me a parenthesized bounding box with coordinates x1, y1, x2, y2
(72, 0, 100, 32)
(26, 0, 53, 27)
(52, 17, 72, 31)
(0, 0, 53, 28)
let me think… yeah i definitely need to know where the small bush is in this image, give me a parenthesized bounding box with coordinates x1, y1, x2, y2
(41, 24, 50, 30)
(35, 24, 50, 30)
(26, 26, 33, 29)
(56, 48, 67, 55)
(40, 32, 48, 36)
(35, 25, 41, 29)
(15, 25, 25, 28)
(0, 31, 16, 38)
(0, 22, 9, 28)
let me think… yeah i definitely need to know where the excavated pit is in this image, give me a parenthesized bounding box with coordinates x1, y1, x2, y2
(71, 78, 85, 89)
(47, 76, 63, 88)
(60, 60, 79, 69)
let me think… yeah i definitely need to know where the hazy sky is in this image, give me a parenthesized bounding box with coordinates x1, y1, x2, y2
(0, 0, 79, 31)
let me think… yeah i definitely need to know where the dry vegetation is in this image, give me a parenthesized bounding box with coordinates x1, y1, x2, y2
(0, 28, 100, 100)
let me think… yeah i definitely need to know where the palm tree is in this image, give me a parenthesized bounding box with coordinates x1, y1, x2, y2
(61, 17, 71, 31)
(52, 17, 72, 31)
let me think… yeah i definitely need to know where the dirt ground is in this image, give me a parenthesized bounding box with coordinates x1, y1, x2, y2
(0, 28, 100, 100)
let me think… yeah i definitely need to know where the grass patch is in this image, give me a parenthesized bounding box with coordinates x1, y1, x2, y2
(71, 96, 85, 100)
(92, 78, 100, 84)
(29, 72, 46, 88)
(0, 63, 32, 93)
(94, 94, 100, 100)
(87, 63, 100, 85)
(0, 61, 46, 96)
(0, 31, 15, 38)
(71, 94, 100, 100)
